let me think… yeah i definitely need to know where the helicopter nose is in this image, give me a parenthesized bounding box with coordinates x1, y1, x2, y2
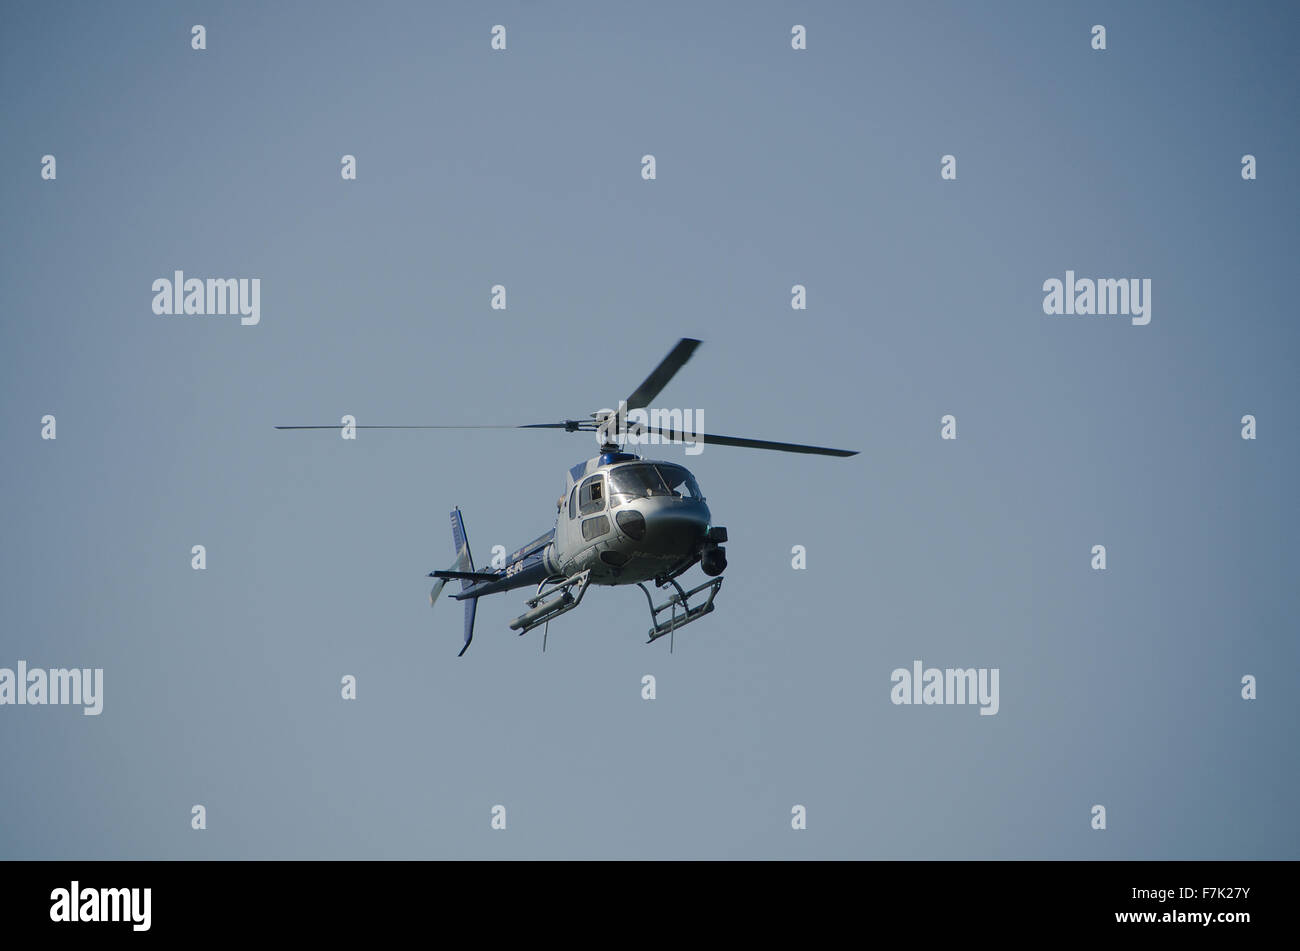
(629, 499, 710, 554)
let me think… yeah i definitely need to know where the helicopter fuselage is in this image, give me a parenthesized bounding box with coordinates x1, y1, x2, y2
(451, 451, 726, 602)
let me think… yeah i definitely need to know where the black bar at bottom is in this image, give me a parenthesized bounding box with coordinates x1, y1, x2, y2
(0, 860, 1281, 938)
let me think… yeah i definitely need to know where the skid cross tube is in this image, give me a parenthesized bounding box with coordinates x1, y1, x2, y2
(638, 576, 723, 648)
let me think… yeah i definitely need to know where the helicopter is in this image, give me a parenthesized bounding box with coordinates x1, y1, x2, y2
(277, 338, 856, 655)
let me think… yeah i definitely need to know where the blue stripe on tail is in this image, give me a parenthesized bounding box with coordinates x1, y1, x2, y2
(450, 508, 474, 588)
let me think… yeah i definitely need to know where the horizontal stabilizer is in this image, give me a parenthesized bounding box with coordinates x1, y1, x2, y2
(429, 569, 500, 583)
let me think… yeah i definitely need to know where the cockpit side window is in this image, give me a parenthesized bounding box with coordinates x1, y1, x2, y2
(568, 486, 578, 519)
(578, 475, 605, 516)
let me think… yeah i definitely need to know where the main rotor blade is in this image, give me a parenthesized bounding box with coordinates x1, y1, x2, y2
(274, 424, 563, 430)
(636, 424, 857, 457)
(625, 338, 702, 411)
(520, 421, 592, 431)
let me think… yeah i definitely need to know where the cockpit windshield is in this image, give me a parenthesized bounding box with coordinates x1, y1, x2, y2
(609, 465, 666, 501)
(657, 464, 702, 500)
(609, 464, 703, 503)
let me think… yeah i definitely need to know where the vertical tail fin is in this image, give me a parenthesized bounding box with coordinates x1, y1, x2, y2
(450, 508, 479, 656)
(459, 598, 478, 657)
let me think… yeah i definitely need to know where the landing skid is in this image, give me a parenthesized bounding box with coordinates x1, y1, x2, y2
(638, 576, 724, 652)
(508, 570, 593, 639)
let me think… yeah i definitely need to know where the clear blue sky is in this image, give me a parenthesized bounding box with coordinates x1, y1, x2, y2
(2, 0, 1297, 858)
